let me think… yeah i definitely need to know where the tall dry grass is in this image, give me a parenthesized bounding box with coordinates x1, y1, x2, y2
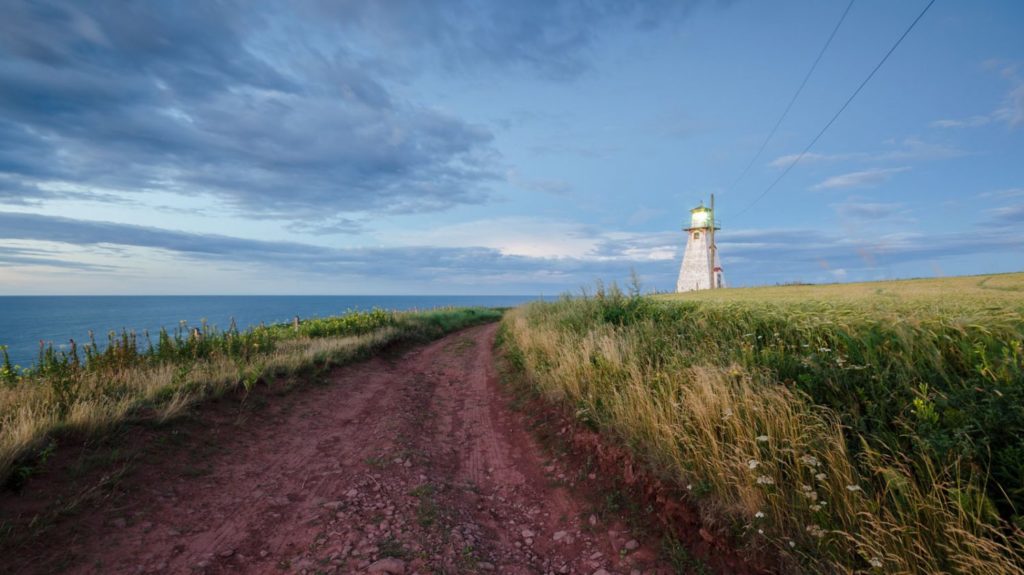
(501, 277, 1024, 573)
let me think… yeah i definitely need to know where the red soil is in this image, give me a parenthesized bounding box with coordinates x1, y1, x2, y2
(0, 324, 758, 574)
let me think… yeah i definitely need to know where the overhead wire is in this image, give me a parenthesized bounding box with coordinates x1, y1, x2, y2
(730, 0, 937, 219)
(727, 0, 856, 193)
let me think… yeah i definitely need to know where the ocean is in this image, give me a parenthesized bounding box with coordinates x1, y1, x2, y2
(0, 295, 548, 369)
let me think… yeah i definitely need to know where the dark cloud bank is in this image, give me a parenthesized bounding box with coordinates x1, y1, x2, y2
(0, 0, 705, 228)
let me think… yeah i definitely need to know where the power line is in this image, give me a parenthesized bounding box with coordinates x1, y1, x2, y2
(731, 0, 937, 219)
(728, 0, 856, 193)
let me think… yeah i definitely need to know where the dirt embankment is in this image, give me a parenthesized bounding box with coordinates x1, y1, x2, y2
(1, 323, 752, 574)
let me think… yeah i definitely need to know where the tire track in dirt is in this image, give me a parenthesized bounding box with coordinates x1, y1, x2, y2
(3, 324, 674, 574)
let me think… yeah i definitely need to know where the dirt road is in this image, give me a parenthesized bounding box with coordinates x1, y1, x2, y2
(5, 323, 674, 574)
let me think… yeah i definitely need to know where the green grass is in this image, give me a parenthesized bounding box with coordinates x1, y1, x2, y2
(0, 306, 501, 487)
(502, 273, 1024, 574)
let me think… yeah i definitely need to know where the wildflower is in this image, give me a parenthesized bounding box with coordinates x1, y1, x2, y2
(869, 558, 883, 568)
(686, 484, 693, 491)
(756, 475, 775, 485)
(756, 435, 769, 443)
(810, 504, 822, 512)
(754, 511, 765, 519)
(800, 484, 813, 492)
(806, 524, 826, 538)
(815, 472, 827, 481)
(789, 540, 796, 548)
(799, 454, 820, 468)
(846, 484, 863, 492)
(757, 528, 764, 535)
(747, 459, 760, 470)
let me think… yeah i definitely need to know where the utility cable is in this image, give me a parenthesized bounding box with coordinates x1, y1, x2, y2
(728, 0, 856, 193)
(731, 0, 937, 218)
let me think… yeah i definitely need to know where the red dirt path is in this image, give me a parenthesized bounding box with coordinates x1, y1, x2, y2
(1, 324, 687, 574)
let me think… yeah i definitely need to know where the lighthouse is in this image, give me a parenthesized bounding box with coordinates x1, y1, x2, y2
(676, 195, 725, 292)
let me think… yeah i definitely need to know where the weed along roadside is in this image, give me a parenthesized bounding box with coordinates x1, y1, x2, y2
(499, 274, 1024, 574)
(0, 307, 502, 492)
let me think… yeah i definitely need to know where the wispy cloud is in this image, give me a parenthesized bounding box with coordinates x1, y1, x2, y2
(810, 167, 910, 191)
(987, 203, 1024, 226)
(833, 201, 904, 220)
(930, 115, 991, 129)
(768, 138, 965, 169)
(506, 170, 573, 195)
(932, 61, 1024, 129)
(979, 187, 1024, 200)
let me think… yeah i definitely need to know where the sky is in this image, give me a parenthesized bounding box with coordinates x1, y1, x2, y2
(0, 0, 1021, 295)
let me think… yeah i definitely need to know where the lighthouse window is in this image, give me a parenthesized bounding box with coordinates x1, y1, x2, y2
(693, 232, 700, 239)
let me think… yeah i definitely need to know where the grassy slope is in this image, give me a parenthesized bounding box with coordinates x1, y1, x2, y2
(502, 273, 1024, 574)
(0, 307, 502, 488)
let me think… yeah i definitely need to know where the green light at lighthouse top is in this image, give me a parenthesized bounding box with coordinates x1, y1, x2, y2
(685, 203, 718, 230)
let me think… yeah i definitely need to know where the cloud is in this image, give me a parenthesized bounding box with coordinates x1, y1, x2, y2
(979, 188, 1024, 200)
(768, 138, 964, 169)
(833, 201, 904, 220)
(1, 211, 1021, 291)
(305, 1, 709, 79)
(932, 61, 1024, 129)
(768, 152, 864, 168)
(992, 83, 1024, 127)
(987, 203, 1024, 226)
(0, 1, 512, 224)
(810, 167, 910, 191)
(507, 171, 573, 195)
(930, 116, 991, 129)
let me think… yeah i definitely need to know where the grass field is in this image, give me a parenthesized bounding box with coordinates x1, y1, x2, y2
(501, 273, 1024, 574)
(0, 307, 502, 489)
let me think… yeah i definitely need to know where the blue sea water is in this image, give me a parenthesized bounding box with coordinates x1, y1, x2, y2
(0, 295, 547, 369)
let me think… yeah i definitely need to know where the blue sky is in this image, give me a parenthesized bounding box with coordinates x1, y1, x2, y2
(0, 0, 1021, 294)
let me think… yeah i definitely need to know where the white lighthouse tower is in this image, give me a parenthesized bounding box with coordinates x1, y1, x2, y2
(676, 195, 725, 292)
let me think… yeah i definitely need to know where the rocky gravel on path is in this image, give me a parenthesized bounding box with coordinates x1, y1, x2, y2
(2, 324, 677, 574)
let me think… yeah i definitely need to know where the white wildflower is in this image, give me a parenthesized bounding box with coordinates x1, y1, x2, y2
(756, 435, 770, 443)
(799, 454, 820, 468)
(846, 484, 863, 492)
(789, 540, 796, 548)
(800, 484, 813, 492)
(818, 346, 831, 352)
(810, 504, 822, 512)
(754, 511, 765, 519)
(757, 528, 764, 535)
(815, 472, 827, 481)
(748, 459, 760, 470)
(869, 557, 883, 568)
(756, 475, 775, 485)
(686, 484, 693, 491)
(806, 524, 826, 538)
